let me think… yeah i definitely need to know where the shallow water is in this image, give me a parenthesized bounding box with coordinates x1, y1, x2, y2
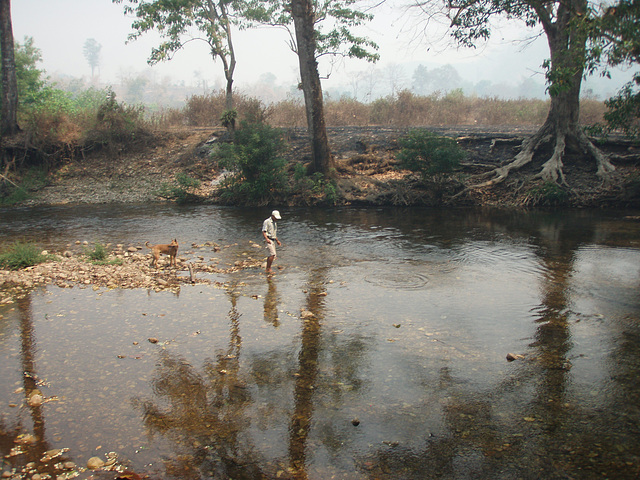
(1, 205, 639, 479)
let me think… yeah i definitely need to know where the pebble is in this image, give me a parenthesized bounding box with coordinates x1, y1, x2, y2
(28, 394, 44, 407)
(15, 434, 37, 445)
(87, 457, 105, 470)
(506, 352, 525, 361)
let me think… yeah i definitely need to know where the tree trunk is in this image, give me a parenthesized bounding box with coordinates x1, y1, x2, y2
(0, 0, 19, 136)
(208, 1, 236, 132)
(220, 41, 235, 131)
(291, 0, 333, 175)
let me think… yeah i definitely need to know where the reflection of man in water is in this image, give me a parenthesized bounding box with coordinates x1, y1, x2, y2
(264, 276, 279, 326)
(262, 210, 282, 274)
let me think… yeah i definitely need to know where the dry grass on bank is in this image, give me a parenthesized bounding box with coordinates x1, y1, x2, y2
(150, 90, 607, 129)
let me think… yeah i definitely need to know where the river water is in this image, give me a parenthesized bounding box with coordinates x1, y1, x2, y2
(0, 204, 639, 479)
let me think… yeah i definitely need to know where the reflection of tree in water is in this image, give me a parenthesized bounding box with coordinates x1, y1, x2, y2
(288, 267, 327, 479)
(0, 296, 71, 479)
(285, 264, 372, 479)
(264, 276, 280, 327)
(132, 285, 265, 480)
(356, 217, 640, 479)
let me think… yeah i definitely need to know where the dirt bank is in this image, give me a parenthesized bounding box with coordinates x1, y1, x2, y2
(13, 125, 640, 207)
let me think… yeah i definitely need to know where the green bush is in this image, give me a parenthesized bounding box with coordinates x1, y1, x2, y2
(397, 129, 465, 179)
(291, 168, 339, 205)
(83, 242, 122, 265)
(220, 109, 238, 129)
(84, 88, 148, 146)
(21, 86, 81, 149)
(310, 172, 338, 204)
(524, 181, 570, 207)
(84, 242, 109, 262)
(0, 167, 49, 206)
(0, 185, 30, 206)
(154, 172, 202, 203)
(0, 242, 55, 270)
(216, 121, 288, 204)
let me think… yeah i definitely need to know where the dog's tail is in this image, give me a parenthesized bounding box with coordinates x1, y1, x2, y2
(145, 241, 152, 249)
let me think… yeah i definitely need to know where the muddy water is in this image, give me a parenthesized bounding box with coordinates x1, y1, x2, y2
(1, 205, 640, 479)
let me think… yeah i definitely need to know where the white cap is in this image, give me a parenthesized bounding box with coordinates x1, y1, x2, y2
(272, 210, 281, 220)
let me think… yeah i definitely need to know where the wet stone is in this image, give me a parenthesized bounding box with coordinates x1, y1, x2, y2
(87, 456, 105, 469)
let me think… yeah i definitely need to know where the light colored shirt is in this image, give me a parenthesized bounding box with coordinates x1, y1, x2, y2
(262, 217, 277, 239)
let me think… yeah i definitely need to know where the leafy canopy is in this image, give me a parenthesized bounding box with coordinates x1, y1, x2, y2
(584, 0, 640, 136)
(112, 0, 242, 65)
(243, 0, 380, 63)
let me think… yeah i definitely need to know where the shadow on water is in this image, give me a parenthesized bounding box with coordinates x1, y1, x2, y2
(1, 206, 640, 479)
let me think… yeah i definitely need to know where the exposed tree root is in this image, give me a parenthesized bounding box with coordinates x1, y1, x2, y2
(451, 124, 615, 200)
(577, 129, 616, 181)
(535, 129, 567, 185)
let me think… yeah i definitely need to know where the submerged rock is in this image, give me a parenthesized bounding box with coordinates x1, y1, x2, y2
(87, 456, 105, 469)
(506, 353, 525, 361)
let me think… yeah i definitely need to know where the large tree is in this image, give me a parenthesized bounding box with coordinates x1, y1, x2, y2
(113, 0, 240, 115)
(246, 0, 379, 174)
(291, 0, 332, 174)
(82, 38, 102, 79)
(424, 0, 617, 188)
(0, 0, 19, 135)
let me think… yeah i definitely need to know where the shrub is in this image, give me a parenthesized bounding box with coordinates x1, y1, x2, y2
(83, 242, 122, 265)
(291, 169, 339, 205)
(216, 121, 288, 204)
(238, 98, 272, 124)
(397, 129, 466, 179)
(220, 109, 238, 130)
(85, 88, 148, 145)
(183, 92, 226, 126)
(182, 92, 272, 128)
(154, 172, 202, 203)
(0, 185, 30, 205)
(21, 87, 82, 149)
(84, 242, 109, 262)
(0, 242, 55, 270)
(523, 181, 570, 207)
(601, 74, 640, 138)
(325, 97, 370, 126)
(268, 98, 306, 128)
(0, 167, 49, 206)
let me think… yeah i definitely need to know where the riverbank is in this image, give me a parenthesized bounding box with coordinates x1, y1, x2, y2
(14, 125, 640, 208)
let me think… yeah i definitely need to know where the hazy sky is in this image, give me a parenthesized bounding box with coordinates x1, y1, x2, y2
(11, 0, 627, 97)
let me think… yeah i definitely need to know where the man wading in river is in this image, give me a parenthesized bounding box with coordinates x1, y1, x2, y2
(262, 210, 282, 275)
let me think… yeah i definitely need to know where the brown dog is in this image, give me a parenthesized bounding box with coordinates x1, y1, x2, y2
(145, 239, 178, 268)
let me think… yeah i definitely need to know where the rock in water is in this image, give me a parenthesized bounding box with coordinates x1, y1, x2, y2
(87, 457, 105, 470)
